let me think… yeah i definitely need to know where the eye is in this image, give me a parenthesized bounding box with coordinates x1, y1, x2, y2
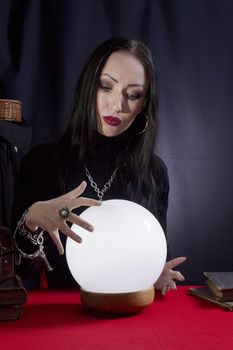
(127, 93, 142, 101)
(99, 80, 112, 92)
(100, 85, 112, 92)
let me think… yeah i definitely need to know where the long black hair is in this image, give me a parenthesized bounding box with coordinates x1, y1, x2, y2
(60, 37, 168, 218)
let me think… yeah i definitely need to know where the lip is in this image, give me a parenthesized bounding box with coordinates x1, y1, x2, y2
(103, 116, 121, 126)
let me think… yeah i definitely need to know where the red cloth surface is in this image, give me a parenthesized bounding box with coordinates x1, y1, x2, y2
(0, 286, 232, 350)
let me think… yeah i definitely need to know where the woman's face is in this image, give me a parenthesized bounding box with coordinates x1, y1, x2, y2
(96, 51, 147, 137)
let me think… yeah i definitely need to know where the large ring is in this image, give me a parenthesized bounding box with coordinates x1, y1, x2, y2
(59, 206, 71, 220)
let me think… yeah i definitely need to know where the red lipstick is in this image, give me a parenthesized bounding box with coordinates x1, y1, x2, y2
(103, 116, 121, 126)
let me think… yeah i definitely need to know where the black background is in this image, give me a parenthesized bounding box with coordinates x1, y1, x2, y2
(1, 0, 233, 284)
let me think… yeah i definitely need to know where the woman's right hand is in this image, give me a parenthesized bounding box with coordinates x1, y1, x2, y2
(25, 181, 101, 255)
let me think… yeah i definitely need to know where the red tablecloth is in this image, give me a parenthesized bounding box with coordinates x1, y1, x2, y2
(0, 286, 232, 350)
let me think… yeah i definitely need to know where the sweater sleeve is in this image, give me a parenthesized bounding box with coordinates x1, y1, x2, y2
(155, 156, 169, 234)
(11, 143, 61, 285)
(154, 155, 170, 259)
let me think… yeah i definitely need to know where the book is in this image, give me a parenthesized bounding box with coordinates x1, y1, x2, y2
(0, 274, 27, 306)
(0, 305, 22, 321)
(189, 287, 233, 311)
(204, 272, 233, 301)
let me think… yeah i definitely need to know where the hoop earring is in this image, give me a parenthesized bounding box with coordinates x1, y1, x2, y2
(136, 111, 148, 135)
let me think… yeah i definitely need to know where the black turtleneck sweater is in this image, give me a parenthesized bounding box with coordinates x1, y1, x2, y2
(12, 132, 169, 288)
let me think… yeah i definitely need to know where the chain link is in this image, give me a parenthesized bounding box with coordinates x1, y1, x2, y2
(14, 209, 44, 245)
(85, 166, 118, 201)
(13, 209, 53, 271)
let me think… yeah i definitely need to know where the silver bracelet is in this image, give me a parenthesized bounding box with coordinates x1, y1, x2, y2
(15, 209, 44, 244)
(13, 209, 53, 271)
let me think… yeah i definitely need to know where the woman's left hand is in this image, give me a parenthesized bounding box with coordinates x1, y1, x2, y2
(154, 256, 186, 295)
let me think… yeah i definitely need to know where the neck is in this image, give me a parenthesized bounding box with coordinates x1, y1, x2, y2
(86, 130, 130, 161)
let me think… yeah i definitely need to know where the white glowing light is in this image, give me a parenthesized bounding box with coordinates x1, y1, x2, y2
(66, 199, 167, 293)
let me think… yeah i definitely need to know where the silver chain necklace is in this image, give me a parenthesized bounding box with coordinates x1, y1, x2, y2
(84, 166, 118, 201)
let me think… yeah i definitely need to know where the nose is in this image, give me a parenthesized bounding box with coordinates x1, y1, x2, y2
(111, 93, 124, 113)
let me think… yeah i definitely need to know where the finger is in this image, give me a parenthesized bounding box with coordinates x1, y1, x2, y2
(71, 197, 102, 209)
(68, 213, 94, 232)
(162, 285, 170, 295)
(62, 181, 87, 199)
(170, 270, 185, 282)
(166, 256, 186, 269)
(59, 222, 83, 244)
(49, 229, 64, 255)
(169, 279, 177, 291)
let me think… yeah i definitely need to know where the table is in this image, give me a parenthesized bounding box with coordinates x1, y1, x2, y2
(0, 286, 232, 350)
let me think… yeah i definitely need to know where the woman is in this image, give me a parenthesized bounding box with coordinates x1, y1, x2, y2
(12, 37, 186, 292)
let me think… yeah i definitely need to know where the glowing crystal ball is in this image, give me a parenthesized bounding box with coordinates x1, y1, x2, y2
(66, 199, 167, 293)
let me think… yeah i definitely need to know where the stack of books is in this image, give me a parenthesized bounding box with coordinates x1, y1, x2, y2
(189, 272, 233, 311)
(0, 274, 28, 320)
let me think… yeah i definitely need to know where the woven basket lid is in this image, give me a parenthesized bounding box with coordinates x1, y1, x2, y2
(0, 99, 22, 123)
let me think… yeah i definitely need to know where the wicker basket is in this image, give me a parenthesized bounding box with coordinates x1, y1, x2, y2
(0, 99, 22, 122)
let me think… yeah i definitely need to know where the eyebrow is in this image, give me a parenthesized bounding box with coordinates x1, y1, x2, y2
(100, 73, 144, 87)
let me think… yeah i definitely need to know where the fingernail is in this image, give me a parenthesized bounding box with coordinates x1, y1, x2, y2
(89, 225, 94, 232)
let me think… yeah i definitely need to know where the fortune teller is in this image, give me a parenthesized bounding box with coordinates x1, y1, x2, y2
(12, 37, 186, 291)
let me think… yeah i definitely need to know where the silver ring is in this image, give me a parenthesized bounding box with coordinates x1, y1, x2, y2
(59, 206, 71, 220)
